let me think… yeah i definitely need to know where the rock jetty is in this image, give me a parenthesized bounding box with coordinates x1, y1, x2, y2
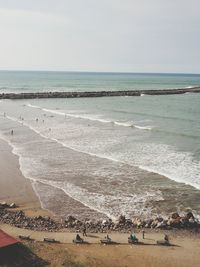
(0, 206, 199, 233)
(0, 87, 200, 100)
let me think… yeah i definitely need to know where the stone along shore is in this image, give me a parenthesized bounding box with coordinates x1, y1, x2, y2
(0, 87, 200, 99)
(0, 204, 200, 233)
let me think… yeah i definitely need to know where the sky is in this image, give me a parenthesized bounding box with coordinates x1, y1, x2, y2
(0, 0, 199, 73)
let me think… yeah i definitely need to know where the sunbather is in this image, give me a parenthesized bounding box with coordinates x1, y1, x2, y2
(76, 234, 83, 242)
(129, 233, 138, 243)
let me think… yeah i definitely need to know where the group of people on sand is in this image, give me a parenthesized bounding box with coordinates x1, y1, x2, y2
(74, 226, 170, 245)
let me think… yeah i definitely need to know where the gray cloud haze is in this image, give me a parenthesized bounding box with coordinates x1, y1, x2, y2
(0, 0, 199, 73)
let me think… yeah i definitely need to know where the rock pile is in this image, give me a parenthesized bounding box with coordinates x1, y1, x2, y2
(0, 209, 63, 231)
(0, 208, 199, 232)
(1, 87, 200, 100)
(64, 212, 200, 232)
(0, 202, 17, 209)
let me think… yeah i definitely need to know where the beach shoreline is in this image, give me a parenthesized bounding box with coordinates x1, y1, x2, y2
(0, 138, 51, 218)
(0, 137, 200, 230)
(1, 131, 200, 267)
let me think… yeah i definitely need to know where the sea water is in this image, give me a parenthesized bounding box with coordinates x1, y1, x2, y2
(0, 71, 200, 220)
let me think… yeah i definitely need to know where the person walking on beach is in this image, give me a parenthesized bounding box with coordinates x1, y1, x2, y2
(164, 234, 169, 243)
(83, 225, 87, 236)
(142, 230, 145, 239)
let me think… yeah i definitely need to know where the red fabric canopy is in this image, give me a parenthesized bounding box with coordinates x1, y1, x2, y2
(0, 230, 18, 248)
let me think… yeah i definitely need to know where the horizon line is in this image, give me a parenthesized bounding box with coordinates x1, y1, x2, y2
(0, 69, 200, 75)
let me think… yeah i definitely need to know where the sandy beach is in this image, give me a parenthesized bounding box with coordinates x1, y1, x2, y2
(1, 224, 200, 267)
(0, 139, 50, 217)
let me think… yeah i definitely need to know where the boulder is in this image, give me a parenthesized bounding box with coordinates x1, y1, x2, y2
(186, 212, 194, 220)
(118, 215, 126, 224)
(9, 203, 17, 208)
(156, 222, 168, 229)
(168, 217, 181, 228)
(0, 202, 9, 208)
(171, 212, 180, 219)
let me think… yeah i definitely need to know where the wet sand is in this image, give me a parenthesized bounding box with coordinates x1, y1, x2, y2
(0, 139, 50, 217)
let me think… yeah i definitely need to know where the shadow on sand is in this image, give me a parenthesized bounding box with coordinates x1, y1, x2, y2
(0, 243, 49, 267)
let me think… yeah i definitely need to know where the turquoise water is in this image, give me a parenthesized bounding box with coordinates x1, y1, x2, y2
(0, 71, 200, 92)
(0, 71, 200, 219)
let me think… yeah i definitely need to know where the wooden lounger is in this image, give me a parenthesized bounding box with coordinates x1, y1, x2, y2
(19, 235, 34, 241)
(157, 240, 170, 246)
(128, 238, 139, 244)
(44, 238, 60, 243)
(73, 239, 89, 244)
(100, 239, 115, 244)
(73, 239, 84, 244)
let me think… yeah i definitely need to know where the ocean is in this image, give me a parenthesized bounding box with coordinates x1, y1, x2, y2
(0, 71, 200, 220)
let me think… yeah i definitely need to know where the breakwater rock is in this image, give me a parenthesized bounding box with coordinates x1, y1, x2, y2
(0, 87, 200, 100)
(0, 208, 200, 233)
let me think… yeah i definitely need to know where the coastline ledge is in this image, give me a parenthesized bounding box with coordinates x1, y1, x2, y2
(0, 87, 200, 99)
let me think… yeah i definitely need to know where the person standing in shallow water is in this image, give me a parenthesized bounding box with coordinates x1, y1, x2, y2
(11, 130, 14, 135)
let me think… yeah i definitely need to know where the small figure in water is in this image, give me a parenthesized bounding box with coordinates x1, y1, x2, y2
(36, 118, 38, 122)
(3, 112, 6, 117)
(11, 130, 14, 135)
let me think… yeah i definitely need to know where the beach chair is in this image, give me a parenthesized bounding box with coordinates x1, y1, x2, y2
(18, 235, 34, 241)
(43, 238, 60, 243)
(128, 237, 139, 244)
(156, 240, 170, 246)
(100, 238, 115, 244)
(73, 234, 86, 244)
(73, 238, 84, 244)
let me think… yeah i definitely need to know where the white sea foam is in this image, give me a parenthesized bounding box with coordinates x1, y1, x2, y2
(113, 143, 200, 190)
(1, 103, 200, 219)
(3, 114, 200, 191)
(134, 125, 153, 130)
(26, 103, 42, 109)
(21, 177, 163, 219)
(27, 104, 153, 130)
(0, 123, 163, 219)
(114, 121, 133, 127)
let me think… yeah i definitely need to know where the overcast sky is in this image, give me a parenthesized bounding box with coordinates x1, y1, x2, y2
(0, 0, 199, 73)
